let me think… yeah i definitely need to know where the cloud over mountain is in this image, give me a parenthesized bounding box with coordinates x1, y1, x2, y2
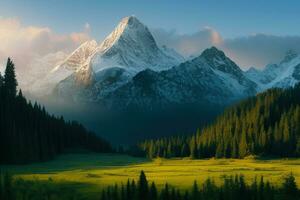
(151, 27, 222, 58)
(223, 34, 300, 68)
(0, 17, 91, 74)
(1, 16, 300, 76)
(152, 27, 300, 69)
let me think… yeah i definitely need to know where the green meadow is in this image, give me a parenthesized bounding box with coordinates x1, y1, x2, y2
(2, 153, 300, 199)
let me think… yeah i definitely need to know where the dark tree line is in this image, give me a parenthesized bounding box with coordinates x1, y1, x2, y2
(0, 58, 112, 164)
(100, 171, 299, 200)
(138, 84, 300, 159)
(0, 170, 298, 200)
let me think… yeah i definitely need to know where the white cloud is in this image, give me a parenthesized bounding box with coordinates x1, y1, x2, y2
(222, 34, 300, 68)
(152, 27, 300, 69)
(0, 17, 91, 84)
(151, 27, 223, 57)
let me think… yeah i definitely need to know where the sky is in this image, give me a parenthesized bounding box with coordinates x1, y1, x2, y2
(0, 0, 300, 75)
(1, 0, 300, 39)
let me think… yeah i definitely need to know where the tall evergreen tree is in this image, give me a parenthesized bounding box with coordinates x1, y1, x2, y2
(4, 58, 17, 97)
(282, 173, 298, 199)
(0, 58, 112, 164)
(138, 170, 148, 200)
(149, 182, 157, 200)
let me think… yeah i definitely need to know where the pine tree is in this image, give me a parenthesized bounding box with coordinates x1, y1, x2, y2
(192, 180, 199, 200)
(138, 171, 148, 200)
(239, 130, 249, 158)
(4, 58, 18, 97)
(149, 182, 157, 200)
(282, 173, 298, 199)
(0, 72, 4, 88)
(161, 183, 170, 200)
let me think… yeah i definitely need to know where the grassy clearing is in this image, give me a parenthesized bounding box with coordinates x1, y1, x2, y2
(1, 153, 300, 199)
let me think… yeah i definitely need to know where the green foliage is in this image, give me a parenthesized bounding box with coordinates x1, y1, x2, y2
(282, 173, 298, 199)
(138, 170, 148, 199)
(139, 84, 300, 159)
(0, 58, 112, 164)
(4, 58, 18, 98)
(100, 171, 300, 200)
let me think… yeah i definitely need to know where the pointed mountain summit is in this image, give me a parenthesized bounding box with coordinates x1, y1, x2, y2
(91, 16, 184, 73)
(30, 16, 183, 96)
(49, 16, 183, 101)
(98, 16, 157, 54)
(199, 46, 245, 79)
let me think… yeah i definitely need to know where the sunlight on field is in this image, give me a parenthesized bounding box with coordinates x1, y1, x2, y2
(2, 153, 300, 199)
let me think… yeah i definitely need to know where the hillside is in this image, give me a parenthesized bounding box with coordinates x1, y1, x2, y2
(0, 58, 112, 164)
(139, 84, 300, 159)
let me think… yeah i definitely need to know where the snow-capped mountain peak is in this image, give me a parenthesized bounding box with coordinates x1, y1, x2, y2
(98, 16, 153, 53)
(91, 16, 183, 74)
(198, 46, 246, 80)
(245, 49, 300, 90)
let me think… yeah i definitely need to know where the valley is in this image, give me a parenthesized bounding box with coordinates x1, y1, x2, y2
(1, 2, 300, 199)
(3, 153, 300, 199)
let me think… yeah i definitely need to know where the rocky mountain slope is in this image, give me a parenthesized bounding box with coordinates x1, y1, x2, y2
(102, 47, 257, 110)
(245, 50, 300, 91)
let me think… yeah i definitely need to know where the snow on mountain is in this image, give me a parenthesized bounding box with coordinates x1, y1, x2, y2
(50, 40, 98, 85)
(29, 16, 261, 109)
(53, 16, 184, 100)
(90, 16, 184, 75)
(101, 47, 257, 110)
(245, 50, 300, 90)
(29, 40, 98, 95)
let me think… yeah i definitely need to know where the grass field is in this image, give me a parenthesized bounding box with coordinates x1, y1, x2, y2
(1, 153, 300, 199)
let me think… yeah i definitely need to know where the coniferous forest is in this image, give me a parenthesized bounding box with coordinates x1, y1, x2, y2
(138, 84, 300, 159)
(1, 170, 299, 200)
(2, 2, 300, 199)
(0, 58, 112, 164)
(99, 171, 299, 200)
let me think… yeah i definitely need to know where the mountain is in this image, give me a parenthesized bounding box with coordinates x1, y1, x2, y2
(35, 16, 183, 100)
(92, 16, 184, 74)
(29, 40, 98, 95)
(27, 17, 259, 144)
(245, 50, 300, 90)
(103, 47, 257, 110)
(51, 46, 258, 144)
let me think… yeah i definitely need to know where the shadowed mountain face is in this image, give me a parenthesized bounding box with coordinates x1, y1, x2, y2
(102, 47, 257, 110)
(45, 46, 257, 145)
(28, 16, 260, 145)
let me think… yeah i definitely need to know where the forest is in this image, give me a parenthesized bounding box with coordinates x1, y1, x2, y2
(1, 170, 299, 200)
(0, 58, 112, 164)
(138, 84, 300, 159)
(1, 57, 300, 200)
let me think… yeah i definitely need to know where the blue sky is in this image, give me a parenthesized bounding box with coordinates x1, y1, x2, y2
(1, 0, 300, 70)
(0, 0, 300, 40)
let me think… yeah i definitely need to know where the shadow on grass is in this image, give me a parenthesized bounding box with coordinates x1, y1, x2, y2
(0, 153, 149, 174)
(13, 177, 103, 200)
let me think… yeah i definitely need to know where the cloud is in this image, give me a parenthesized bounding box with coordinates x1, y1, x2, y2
(152, 27, 300, 69)
(151, 27, 223, 57)
(222, 34, 300, 68)
(0, 17, 91, 84)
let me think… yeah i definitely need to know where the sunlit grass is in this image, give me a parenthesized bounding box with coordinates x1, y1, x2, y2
(1, 153, 300, 199)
